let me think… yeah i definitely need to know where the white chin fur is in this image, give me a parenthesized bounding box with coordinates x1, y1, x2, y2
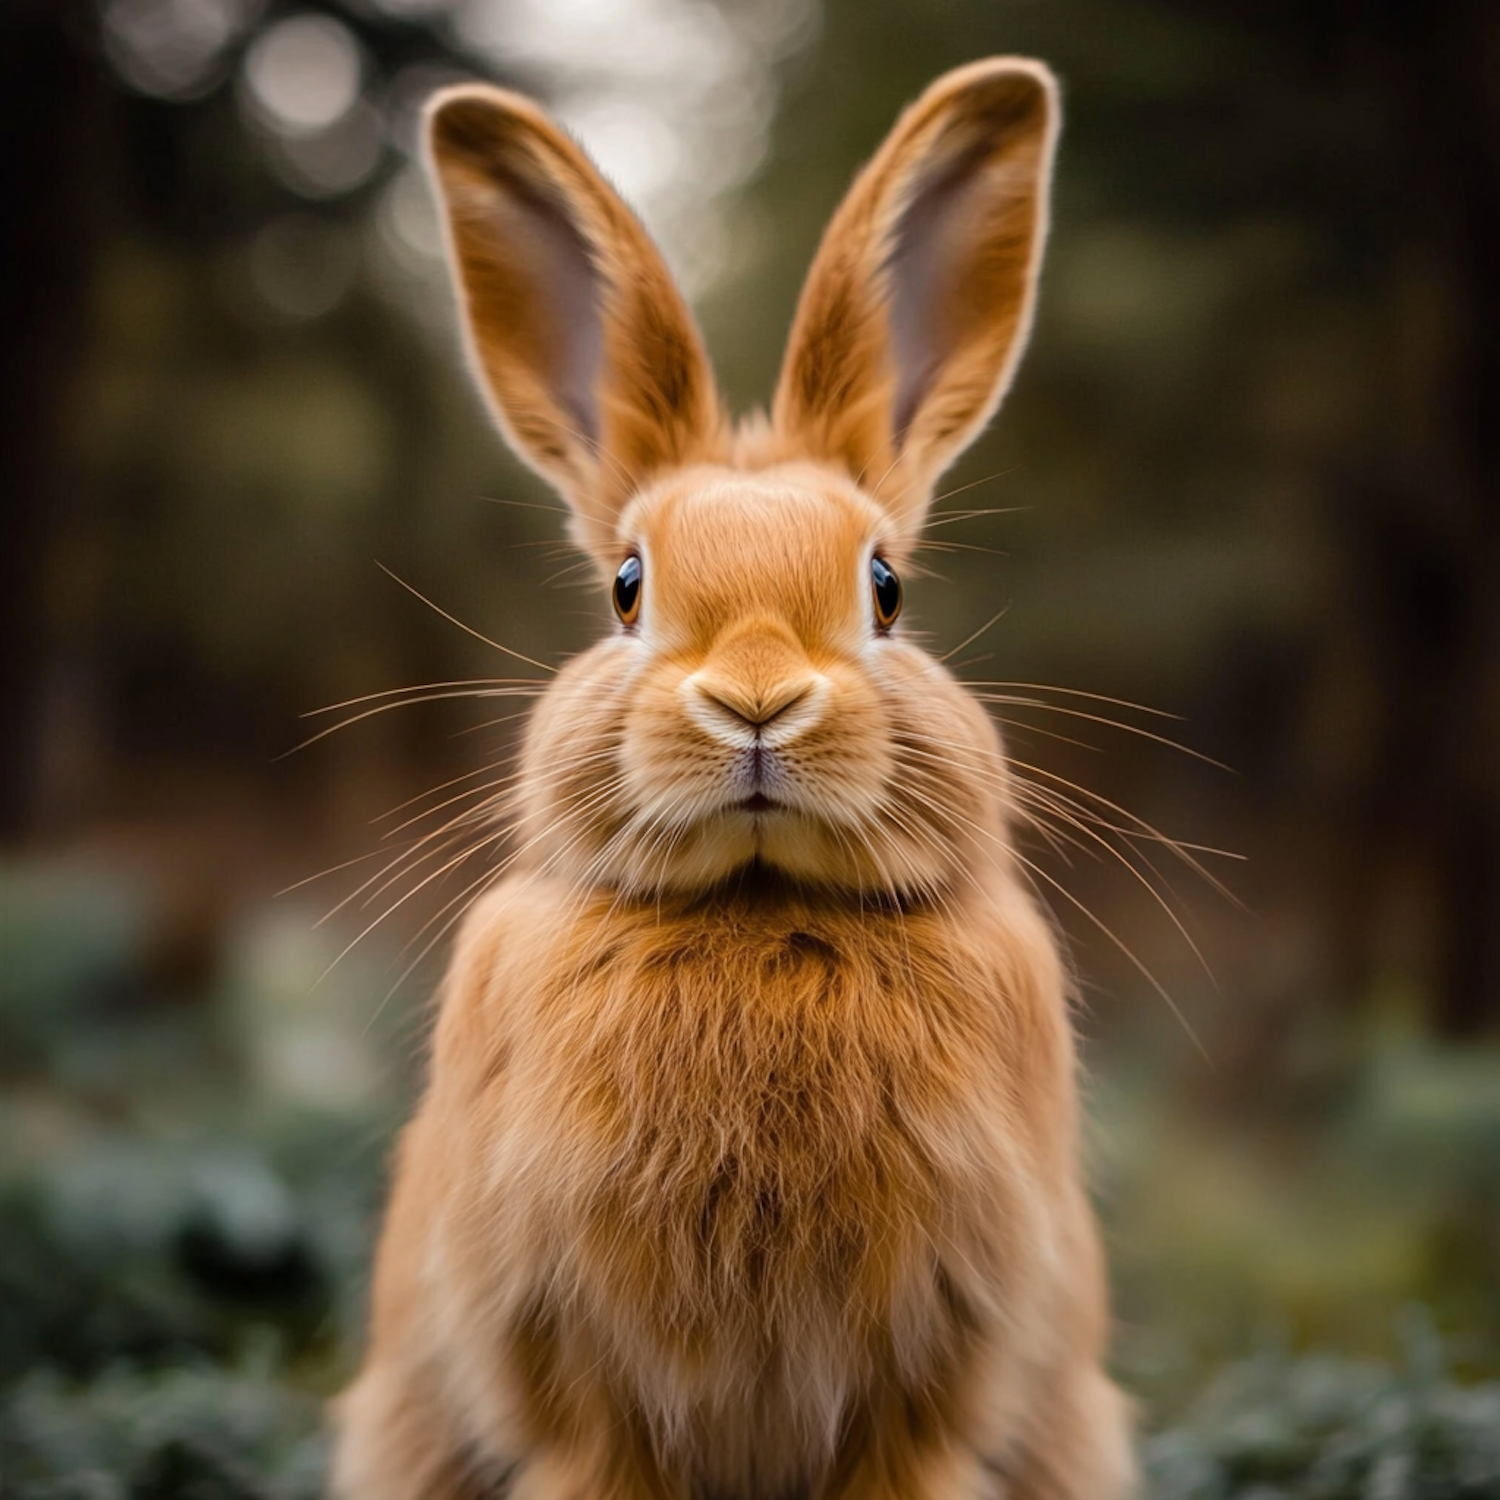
(616, 807, 810, 893)
(608, 804, 928, 897)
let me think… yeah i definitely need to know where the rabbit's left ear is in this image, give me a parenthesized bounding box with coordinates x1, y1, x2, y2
(771, 59, 1058, 532)
(426, 86, 724, 561)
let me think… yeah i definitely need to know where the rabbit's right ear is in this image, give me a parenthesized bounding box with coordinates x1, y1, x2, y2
(425, 87, 723, 562)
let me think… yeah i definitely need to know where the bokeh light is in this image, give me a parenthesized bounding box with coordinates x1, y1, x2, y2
(102, 0, 265, 99)
(241, 13, 363, 137)
(452, 0, 817, 294)
(266, 97, 386, 197)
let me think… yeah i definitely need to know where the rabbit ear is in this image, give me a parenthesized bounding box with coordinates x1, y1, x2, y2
(771, 59, 1058, 531)
(426, 86, 724, 559)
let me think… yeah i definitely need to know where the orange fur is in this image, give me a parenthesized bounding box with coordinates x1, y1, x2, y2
(334, 59, 1136, 1500)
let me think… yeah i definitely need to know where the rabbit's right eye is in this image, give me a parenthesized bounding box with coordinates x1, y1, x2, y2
(871, 556, 902, 630)
(613, 555, 642, 626)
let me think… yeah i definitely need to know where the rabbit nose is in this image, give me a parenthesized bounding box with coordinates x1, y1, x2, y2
(695, 675, 815, 730)
(684, 629, 828, 745)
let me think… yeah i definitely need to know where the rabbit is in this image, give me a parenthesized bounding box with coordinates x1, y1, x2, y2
(331, 57, 1137, 1500)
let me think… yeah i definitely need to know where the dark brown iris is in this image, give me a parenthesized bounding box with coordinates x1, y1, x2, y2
(613, 554, 641, 626)
(871, 555, 901, 629)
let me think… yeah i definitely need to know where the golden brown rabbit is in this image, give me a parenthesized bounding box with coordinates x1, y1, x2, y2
(332, 58, 1137, 1500)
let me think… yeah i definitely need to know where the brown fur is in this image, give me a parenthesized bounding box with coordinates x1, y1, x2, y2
(333, 59, 1136, 1500)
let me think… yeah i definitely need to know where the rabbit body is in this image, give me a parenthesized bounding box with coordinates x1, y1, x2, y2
(333, 57, 1136, 1500)
(338, 868, 1128, 1498)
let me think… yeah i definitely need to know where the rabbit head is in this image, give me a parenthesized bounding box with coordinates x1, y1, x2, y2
(426, 59, 1058, 898)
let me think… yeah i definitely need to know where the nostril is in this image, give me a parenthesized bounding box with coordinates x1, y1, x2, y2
(698, 681, 810, 729)
(699, 688, 757, 730)
(758, 685, 812, 726)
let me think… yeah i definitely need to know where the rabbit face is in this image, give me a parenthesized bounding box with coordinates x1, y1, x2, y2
(425, 59, 1056, 899)
(515, 463, 1004, 896)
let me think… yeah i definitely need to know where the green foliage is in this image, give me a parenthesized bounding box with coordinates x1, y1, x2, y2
(0, 1366, 325, 1500)
(0, 866, 144, 1074)
(0, 1145, 342, 1388)
(0, 1128, 364, 1497)
(1146, 1351, 1500, 1500)
(3, 1127, 1497, 1500)
(5, 1344, 1500, 1500)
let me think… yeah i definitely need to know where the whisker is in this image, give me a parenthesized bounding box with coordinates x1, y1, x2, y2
(451, 706, 540, 739)
(319, 814, 487, 929)
(888, 733, 1242, 893)
(975, 695, 1233, 771)
(961, 680, 1182, 721)
(318, 754, 619, 929)
(915, 539, 1009, 558)
(319, 832, 505, 988)
(543, 558, 602, 590)
(987, 714, 1102, 754)
(363, 859, 507, 1030)
(376, 562, 557, 675)
(380, 777, 511, 840)
(1005, 757, 1244, 905)
(303, 677, 545, 716)
(374, 759, 515, 821)
(886, 759, 1212, 1059)
(477, 494, 571, 516)
(1009, 780, 1217, 987)
(348, 774, 632, 999)
(282, 686, 545, 755)
(925, 467, 1021, 512)
(940, 606, 1011, 665)
(277, 847, 391, 896)
(1011, 845, 1211, 1063)
(923, 506, 1025, 529)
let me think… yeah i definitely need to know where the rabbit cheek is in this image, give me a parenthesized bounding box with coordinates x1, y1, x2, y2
(607, 676, 756, 889)
(509, 643, 642, 882)
(866, 656, 1007, 883)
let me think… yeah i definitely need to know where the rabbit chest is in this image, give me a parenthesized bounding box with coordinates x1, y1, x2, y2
(429, 877, 1075, 1454)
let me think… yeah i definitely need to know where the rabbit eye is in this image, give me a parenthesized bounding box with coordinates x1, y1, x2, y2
(871, 556, 901, 630)
(613, 554, 642, 626)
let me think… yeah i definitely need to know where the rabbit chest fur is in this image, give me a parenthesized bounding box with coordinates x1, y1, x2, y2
(365, 872, 1090, 1494)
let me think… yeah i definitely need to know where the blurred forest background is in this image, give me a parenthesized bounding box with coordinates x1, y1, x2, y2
(3, 0, 1499, 1493)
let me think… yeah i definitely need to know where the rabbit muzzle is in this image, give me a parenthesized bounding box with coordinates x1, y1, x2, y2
(681, 624, 831, 752)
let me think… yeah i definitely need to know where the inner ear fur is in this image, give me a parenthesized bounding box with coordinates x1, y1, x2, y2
(771, 59, 1059, 532)
(426, 85, 724, 560)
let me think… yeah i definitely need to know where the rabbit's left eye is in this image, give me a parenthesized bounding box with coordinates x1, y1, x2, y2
(613, 554, 642, 626)
(871, 556, 901, 630)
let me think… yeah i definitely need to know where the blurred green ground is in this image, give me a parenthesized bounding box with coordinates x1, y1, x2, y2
(4, 857, 1498, 1497)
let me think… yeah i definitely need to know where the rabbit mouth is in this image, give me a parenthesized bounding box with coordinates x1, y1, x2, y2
(735, 792, 779, 813)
